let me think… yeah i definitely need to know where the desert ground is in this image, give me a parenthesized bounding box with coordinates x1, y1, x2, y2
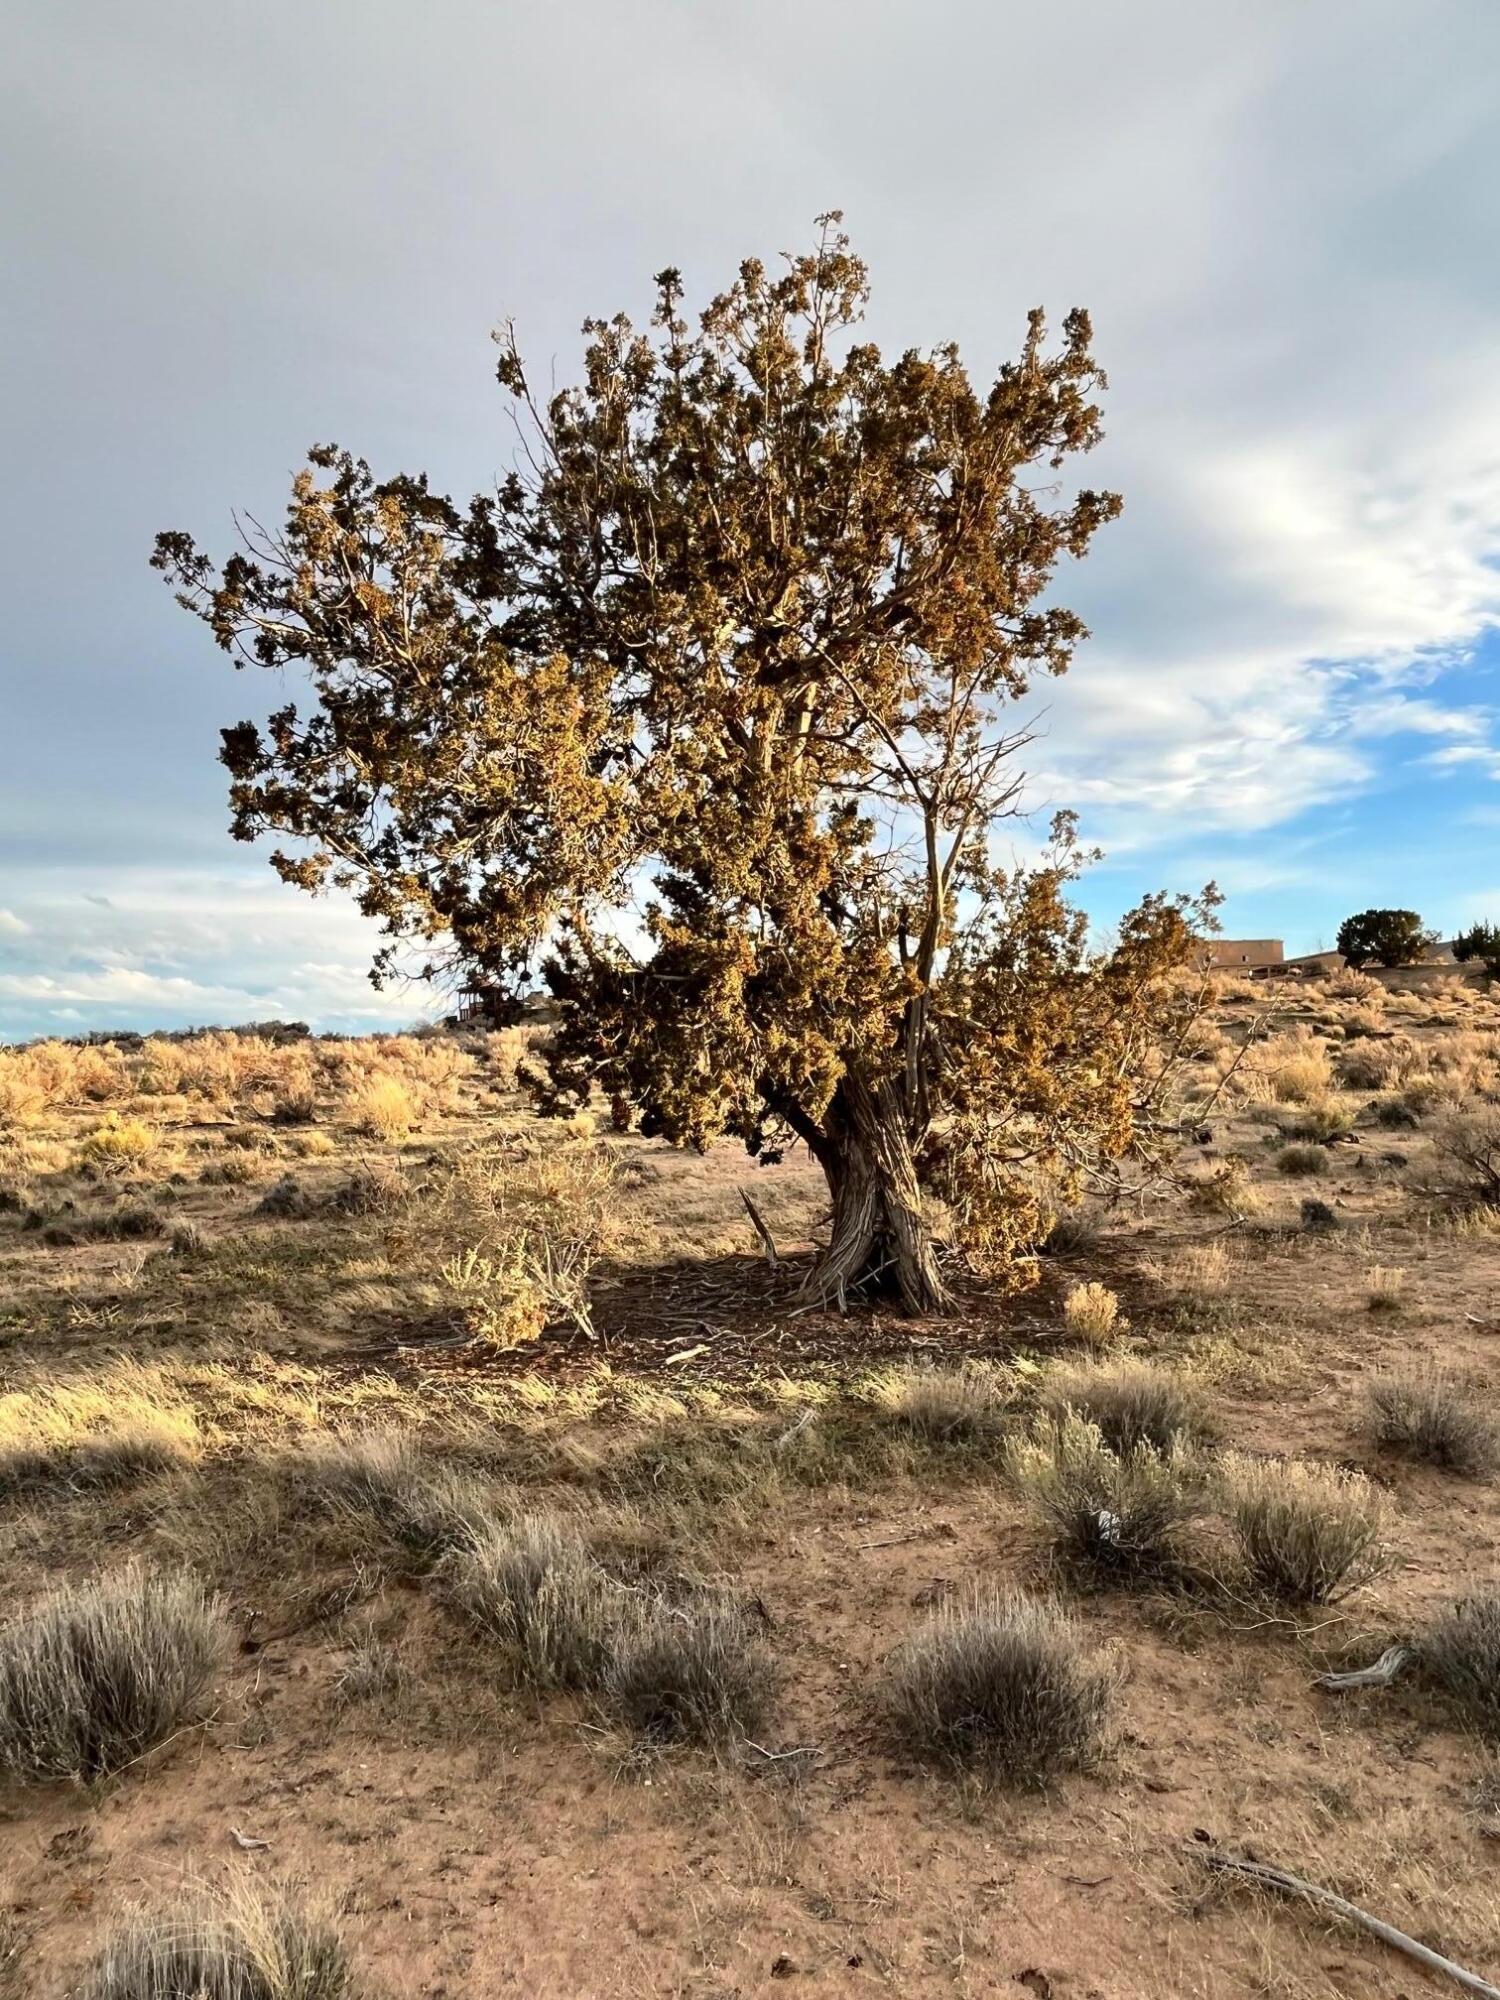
(3, 973, 1500, 1999)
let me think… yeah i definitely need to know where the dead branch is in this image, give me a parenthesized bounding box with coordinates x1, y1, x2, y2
(1192, 1845, 1500, 1998)
(1315, 1643, 1415, 1691)
(739, 1187, 780, 1268)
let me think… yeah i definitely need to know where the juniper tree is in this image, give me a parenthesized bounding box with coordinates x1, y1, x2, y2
(154, 217, 1209, 1313)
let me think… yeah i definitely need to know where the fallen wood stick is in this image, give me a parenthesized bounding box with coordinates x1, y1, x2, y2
(1315, 1642, 1415, 1691)
(739, 1188, 780, 1269)
(1192, 1845, 1500, 1998)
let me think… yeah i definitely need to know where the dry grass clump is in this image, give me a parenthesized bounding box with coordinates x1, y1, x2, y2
(1062, 1281, 1126, 1349)
(868, 1361, 1010, 1442)
(0, 1376, 200, 1499)
(343, 1072, 418, 1141)
(81, 1880, 357, 2000)
(429, 1140, 620, 1344)
(1142, 1237, 1238, 1300)
(443, 1514, 633, 1690)
(1008, 1414, 1197, 1574)
(1221, 1455, 1387, 1604)
(1423, 1595, 1500, 1738)
(1364, 1369, 1498, 1476)
(881, 1590, 1117, 1784)
(1326, 968, 1385, 1003)
(1255, 1028, 1334, 1105)
(289, 1432, 498, 1564)
(1336, 1037, 1419, 1091)
(1184, 1157, 1262, 1218)
(77, 1115, 160, 1171)
(1275, 1142, 1327, 1176)
(1039, 1358, 1213, 1454)
(1364, 1264, 1408, 1312)
(0, 1565, 227, 1782)
(605, 1602, 776, 1746)
(1287, 1096, 1357, 1143)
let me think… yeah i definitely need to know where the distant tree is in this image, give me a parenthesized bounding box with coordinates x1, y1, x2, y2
(153, 217, 1211, 1314)
(1454, 922, 1500, 978)
(1335, 909, 1436, 970)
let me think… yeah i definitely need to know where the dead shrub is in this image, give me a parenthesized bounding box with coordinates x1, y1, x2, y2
(1062, 1281, 1125, 1349)
(605, 1602, 776, 1746)
(1364, 1264, 1407, 1312)
(81, 1881, 357, 2000)
(1275, 1143, 1326, 1176)
(881, 1590, 1117, 1784)
(1429, 1106, 1500, 1206)
(443, 1514, 632, 1690)
(1423, 1595, 1500, 1737)
(868, 1362, 1010, 1442)
(1221, 1455, 1387, 1604)
(428, 1140, 619, 1344)
(1039, 1359, 1213, 1454)
(344, 1073, 418, 1140)
(0, 1565, 227, 1782)
(1365, 1369, 1498, 1476)
(77, 1116, 159, 1172)
(1185, 1157, 1262, 1218)
(1008, 1414, 1197, 1574)
(326, 1157, 408, 1216)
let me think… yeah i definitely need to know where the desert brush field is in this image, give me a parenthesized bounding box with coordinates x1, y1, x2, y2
(3, 973, 1500, 1999)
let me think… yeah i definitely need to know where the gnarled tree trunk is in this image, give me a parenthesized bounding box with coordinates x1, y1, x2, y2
(800, 1076, 948, 1316)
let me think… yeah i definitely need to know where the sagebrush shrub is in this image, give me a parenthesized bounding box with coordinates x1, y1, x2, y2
(1275, 1143, 1326, 1177)
(882, 1591, 1117, 1783)
(0, 1566, 227, 1781)
(605, 1602, 775, 1745)
(1365, 1369, 1498, 1476)
(1008, 1414, 1197, 1574)
(1039, 1359, 1212, 1454)
(443, 1515, 633, 1689)
(1424, 1595, 1500, 1737)
(1221, 1455, 1387, 1603)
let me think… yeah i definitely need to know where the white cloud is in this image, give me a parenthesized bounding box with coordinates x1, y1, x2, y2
(0, 909, 30, 936)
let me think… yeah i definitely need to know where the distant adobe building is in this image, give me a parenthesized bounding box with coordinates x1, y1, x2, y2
(1201, 938, 1284, 973)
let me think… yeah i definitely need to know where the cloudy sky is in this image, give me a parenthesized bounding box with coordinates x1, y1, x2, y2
(4, 0, 1499, 1041)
